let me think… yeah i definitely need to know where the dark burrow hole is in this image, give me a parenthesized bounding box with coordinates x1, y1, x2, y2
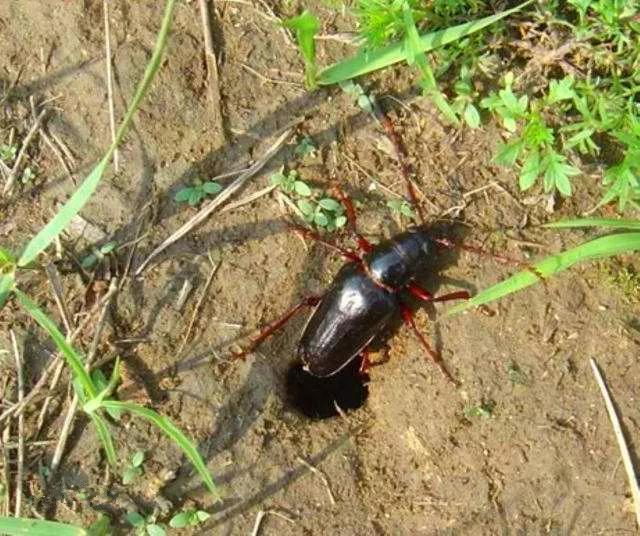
(286, 358, 370, 420)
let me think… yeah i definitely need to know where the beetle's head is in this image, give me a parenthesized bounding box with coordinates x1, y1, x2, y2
(366, 226, 438, 289)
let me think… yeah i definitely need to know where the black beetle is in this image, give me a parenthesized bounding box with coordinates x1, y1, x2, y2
(233, 103, 478, 383)
(234, 184, 470, 384)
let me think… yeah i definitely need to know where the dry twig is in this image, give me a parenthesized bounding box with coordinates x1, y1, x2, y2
(9, 332, 24, 517)
(3, 109, 47, 195)
(590, 358, 640, 528)
(28, 97, 74, 183)
(197, 0, 225, 143)
(250, 509, 295, 536)
(1, 423, 10, 516)
(297, 456, 336, 505)
(178, 256, 221, 354)
(103, 0, 119, 171)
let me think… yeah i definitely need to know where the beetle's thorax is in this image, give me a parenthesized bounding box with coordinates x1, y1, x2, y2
(364, 227, 436, 290)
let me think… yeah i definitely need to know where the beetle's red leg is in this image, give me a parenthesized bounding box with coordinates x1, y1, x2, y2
(433, 237, 545, 281)
(399, 304, 457, 385)
(373, 103, 428, 224)
(331, 186, 374, 254)
(233, 295, 322, 359)
(287, 223, 362, 262)
(359, 348, 372, 376)
(407, 282, 470, 303)
(359, 347, 390, 376)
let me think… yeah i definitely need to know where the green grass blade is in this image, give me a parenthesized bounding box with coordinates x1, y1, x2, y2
(89, 412, 117, 468)
(17, 0, 177, 267)
(0, 272, 15, 310)
(317, 0, 532, 86)
(18, 157, 108, 267)
(543, 218, 640, 230)
(447, 232, 640, 316)
(15, 289, 96, 398)
(0, 516, 87, 536)
(283, 11, 320, 88)
(100, 400, 220, 500)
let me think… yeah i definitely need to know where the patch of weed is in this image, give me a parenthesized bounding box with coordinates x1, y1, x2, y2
(175, 179, 222, 206)
(271, 169, 348, 231)
(122, 450, 145, 485)
(169, 509, 211, 529)
(464, 400, 495, 419)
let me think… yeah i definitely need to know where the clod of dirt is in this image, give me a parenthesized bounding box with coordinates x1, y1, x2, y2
(286, 359, 369, 420)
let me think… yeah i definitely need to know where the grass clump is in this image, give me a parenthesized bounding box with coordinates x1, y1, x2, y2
(271, 169, 348, 231)
(285, 0, 639, 208)
(0, 2, 220, 526)
(175, 179, 222, 206)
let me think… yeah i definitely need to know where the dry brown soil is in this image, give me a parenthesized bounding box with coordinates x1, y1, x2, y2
(0, 1, 639, 535)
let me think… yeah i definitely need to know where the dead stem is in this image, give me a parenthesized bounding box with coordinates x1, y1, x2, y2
(178, 256, 221, 355)
(590, 358, 640, 528)
(1, 423, 10, 516)
(297, 456, 336, 505)
(30, 97, 74, 183)
(103, 0, 119, 172)
(3, 108, 47, 195)
(250, 509, 295, 536)
(9, 331, 24, 517)
(197, 0, 226, 144)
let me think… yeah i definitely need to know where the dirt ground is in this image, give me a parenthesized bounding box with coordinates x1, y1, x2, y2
(1, 1, 639, 534)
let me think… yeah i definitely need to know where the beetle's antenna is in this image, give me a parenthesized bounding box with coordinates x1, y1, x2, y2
(371, 99, 427, 225)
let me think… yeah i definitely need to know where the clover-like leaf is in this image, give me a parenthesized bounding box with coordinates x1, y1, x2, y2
(202, 181, 222, 194)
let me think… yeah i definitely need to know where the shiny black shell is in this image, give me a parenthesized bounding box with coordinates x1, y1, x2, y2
(297, 263, 397, 377)
(297, 227, 438, 377)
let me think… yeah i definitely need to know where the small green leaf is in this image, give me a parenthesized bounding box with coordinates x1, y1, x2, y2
(132, 450, 145, 467)
(122, 467, 140, 485)
(357, 94, 373, 112)
(294, 181, 312, 197)
(297, 199, 314, 215)
(542, 151, 580, 196)
(169, 512, 191, 528)
(146, 524, 166, 536)
(314, 212, 329, 227)
(126, 512, 145, 527)
(335, 215, 347, 228)
(99, 241, 117, 254)
(81, 254, 98, 270)
(494, 141, 523, 167)
(503, 116, 517, 132)
(196, 511, 210, 522)
(464, 401, 495, 419)
(318, 198, 342, 211)
(188, 189, 202, 206)
(174, 188, 193, 203)
(463, 103, 481, 128)
(283, 11, 320, 88)
(294, 137, 316, 157)
(519, 150, 540, 191)
(202, 181, 222, 194)
(547, 76, 575, 104)
(270, 172, 286, 186)
(0, 247, 16, 266)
